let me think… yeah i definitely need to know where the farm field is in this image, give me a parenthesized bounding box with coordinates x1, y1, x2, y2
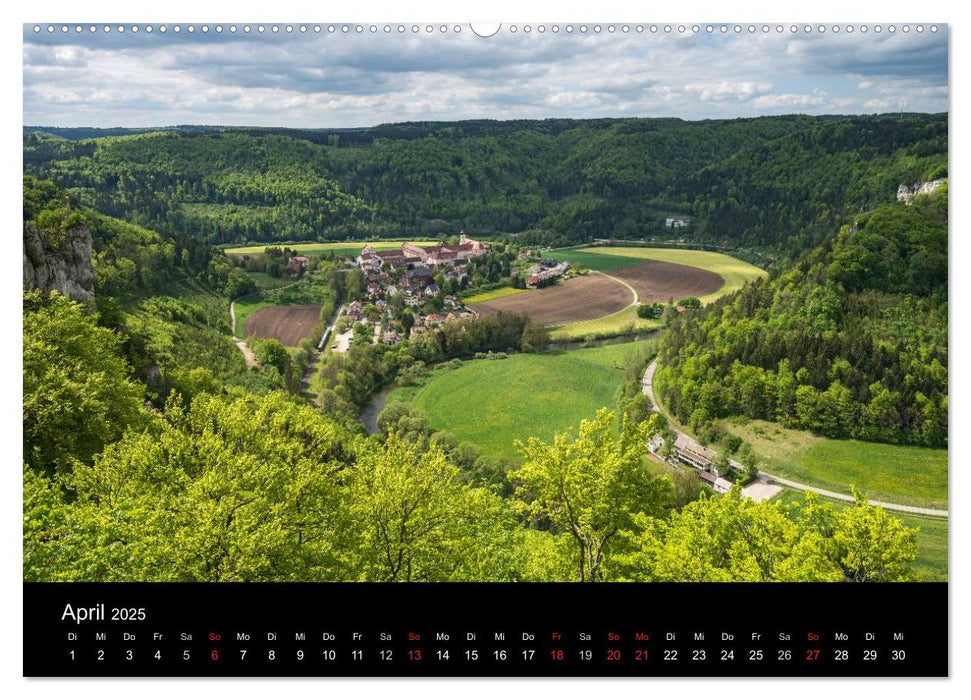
(719, 418, 948, 510)
(547, 246, 767, 303)
(772, 488, 947, 582)
(550, 306, 661, 340)
(610, 260, 723, 303)
(470, 274, 633, 326)
(462, 286, 526, 304)
(386, 340, 655, 461)
(244, 305, 322, 347)
(232, 297, 272, 336)
(224, 240, 435, 257)
(544, 249, 655, 272)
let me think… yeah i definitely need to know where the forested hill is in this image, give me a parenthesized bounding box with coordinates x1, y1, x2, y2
(24, 114, 946, 257)
(654, 183, 948, 448)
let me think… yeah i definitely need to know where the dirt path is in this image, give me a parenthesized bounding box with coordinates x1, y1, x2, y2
(642, 359, 948, 518)
(234, 339, 260, 369)
(229, 299, 259, 368)
(229, 281, 305, 368)
(593, 270, 639, 305)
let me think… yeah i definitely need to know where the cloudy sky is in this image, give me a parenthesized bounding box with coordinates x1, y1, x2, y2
(22, 23, 948, 128)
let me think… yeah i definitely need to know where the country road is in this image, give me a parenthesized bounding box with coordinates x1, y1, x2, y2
(642, 359, 948, 518)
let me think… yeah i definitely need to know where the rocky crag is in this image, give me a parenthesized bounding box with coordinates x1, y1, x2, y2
(23, 222, 95, 303)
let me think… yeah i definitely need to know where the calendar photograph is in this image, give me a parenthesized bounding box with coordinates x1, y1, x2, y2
(23, 22, 947, 595)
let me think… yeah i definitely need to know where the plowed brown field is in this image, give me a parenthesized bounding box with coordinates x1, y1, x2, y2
(471, 274, 633, 326)
(244, 305, 321, 347)
(611, 260, 723, 302)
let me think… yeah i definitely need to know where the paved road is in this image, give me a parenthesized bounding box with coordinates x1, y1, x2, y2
(642, 359, 948, 518)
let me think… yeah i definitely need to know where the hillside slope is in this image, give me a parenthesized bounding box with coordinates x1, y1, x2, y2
(654, 184, 947, 448)
(24, 114, 946, 258)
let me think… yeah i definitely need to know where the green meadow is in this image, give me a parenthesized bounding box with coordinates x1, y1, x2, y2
(721, 418, 948, 511)
(386, 340, 655, 461)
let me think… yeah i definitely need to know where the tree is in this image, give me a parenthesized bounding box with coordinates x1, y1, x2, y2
(803, 490, 919, 582)
(520, 321, 549, 352)
(253, 338, 290, 377)
(24, 392, 351, 582)
(510, 410, 671, 581)
(23, 290, 147, 475)
(637, 303, 664, 319)
(343, 433, 515, 581)
(613, 487, 918, 582)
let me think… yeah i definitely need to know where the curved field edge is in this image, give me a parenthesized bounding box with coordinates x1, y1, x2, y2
(550, 247, 768, 304)
(385, 341, 656, 461)
(232, 297, 272, 336)
(549, 306, 661, 340)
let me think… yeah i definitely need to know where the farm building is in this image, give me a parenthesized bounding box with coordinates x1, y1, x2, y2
(526, 261, 570, 286)
(665, 216, 691, 228)
(673, 434, 717, 471)
(697, 470, 733, 494)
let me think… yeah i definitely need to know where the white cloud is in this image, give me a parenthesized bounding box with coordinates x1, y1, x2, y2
(22, 27, 948, 127)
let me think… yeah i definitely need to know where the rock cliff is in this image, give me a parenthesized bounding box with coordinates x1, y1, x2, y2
(23, 222, 95, 303)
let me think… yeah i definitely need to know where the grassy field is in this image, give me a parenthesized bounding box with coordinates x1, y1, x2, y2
(245, 271, 297, 289)
(545, 249, 655, 272)
(547, 246, 767, 304)
(462, 287, 526, 304)
(224, 240, 434, 257)
(719, 418, 948, 510)
(386, 340, 655, 461)
(232, 297, 273, 336)
(549, 305, 661, 340)
(772, 488, 947, 582)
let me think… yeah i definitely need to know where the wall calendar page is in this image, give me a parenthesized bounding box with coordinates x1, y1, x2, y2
(20, 13, 950, 684)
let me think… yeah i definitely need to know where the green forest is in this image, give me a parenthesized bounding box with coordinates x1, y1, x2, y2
(654, 185, 948, 448)
(24, 114, 946, 261)
(22, 110, 947, 583)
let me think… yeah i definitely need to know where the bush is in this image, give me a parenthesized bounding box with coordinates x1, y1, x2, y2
(637, 303, 664, 319)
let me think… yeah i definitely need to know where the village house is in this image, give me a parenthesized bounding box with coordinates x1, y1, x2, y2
(665, 216, 691, 228)
(673, 434, 717, 472)
(697, 470, 733, 494)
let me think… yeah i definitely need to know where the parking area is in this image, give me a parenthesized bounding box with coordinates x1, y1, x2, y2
(742, 480, 783, 503)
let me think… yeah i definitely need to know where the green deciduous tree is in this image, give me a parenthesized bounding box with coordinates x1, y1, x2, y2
(23, 290, 147, 475)
(343, 433, 515, 581)
(510, 409, 671, 582)
(614, 487, 918, 583)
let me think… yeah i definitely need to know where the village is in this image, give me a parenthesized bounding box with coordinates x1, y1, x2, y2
(326, 235, 574, 352)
